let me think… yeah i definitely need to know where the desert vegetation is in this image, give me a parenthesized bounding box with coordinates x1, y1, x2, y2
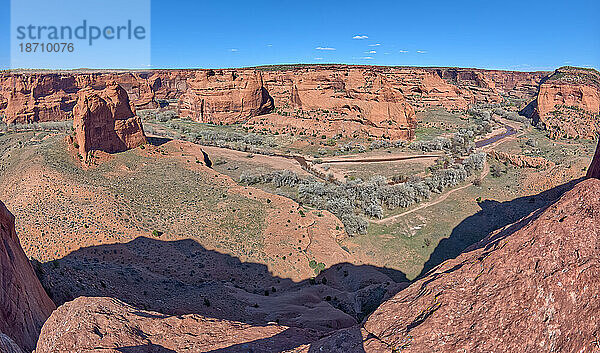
(0, 120, 73, 134)
(240, 152, 486, 235)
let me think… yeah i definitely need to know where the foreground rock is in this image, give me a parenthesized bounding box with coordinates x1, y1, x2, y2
(0, 201, 55, 352)
(36, 297, 321, 353)
(359, 178, 600, 352)
(34, 178, 600, 352)
(72, 83, 147, 160)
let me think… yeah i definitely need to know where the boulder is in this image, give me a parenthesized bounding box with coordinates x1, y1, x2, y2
(488, 150, 555, 169)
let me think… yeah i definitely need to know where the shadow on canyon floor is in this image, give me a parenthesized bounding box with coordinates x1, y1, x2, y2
(417, 177, 584, 279)
(117, 344, 176, 353)
(146, 136, 172, 147)
(37, 236, 407, 352)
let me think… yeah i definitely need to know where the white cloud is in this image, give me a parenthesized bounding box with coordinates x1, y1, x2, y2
(315, 47, 336, 51)
(365, 50, 377, 54)
(416, 50, 427, 54)
(353, 35, 369, 40)
(362, 56, 374, 60)
(384, 52, 390, 55)
(267, 44, 273, 47)
(369, 43, 381, 47)
(230, 48, 239, 52)
(314, 57, 324, 60)
(399, 50, 409, 53)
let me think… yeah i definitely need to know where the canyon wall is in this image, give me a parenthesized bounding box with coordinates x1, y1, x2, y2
(0, 71, 193, 124)
(0, 201, 55, 352)
(258, 67, 417, 139)
(178, 70, 274, 124)
(524, 67, 600, 139)
(0, 66, 570, 140)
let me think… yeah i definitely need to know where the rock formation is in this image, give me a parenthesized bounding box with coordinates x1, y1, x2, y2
(178, 70, 274, 124)
(588, 139, 600, 179)
(359, 178, 600, 352)
(73, 83, 147, 159)
(0, 201, 55, 352)
(36, 296, 321, 353)
(524, 67, 600, 139)
(258, 68, 417, 139)
(488, 150, 555, 169)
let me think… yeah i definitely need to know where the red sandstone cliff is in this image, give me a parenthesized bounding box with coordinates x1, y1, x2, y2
(526, 67, 600, 139)
(73, 83, 147, 159)
(0, 66, 552, 140)
(0, 71, 192, 124)
(259, 68, 416, 139)
(0, 201, 55, 352)
(178, 70, 274, 124)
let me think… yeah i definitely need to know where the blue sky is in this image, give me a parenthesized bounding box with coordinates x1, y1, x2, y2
(1, 0, 599, 71)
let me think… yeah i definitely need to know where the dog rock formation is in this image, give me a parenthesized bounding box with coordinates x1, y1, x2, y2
(73, 83, 147, 159)
(0, 201, 55, 352)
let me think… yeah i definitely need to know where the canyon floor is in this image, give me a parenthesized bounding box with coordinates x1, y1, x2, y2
(1, 106, 593, 287)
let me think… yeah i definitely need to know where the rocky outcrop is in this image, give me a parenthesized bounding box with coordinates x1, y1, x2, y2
(258, 68, 417, 139)
(73, 83, 147, 159)
(36, 296, 320, 353)
(34, 169, 600, 353)
(526, 67, 600, 139)
(360, 178, 600, 352)
(178, 70, 274, 124)
(489, 150, 555, 169)
(0, 201, 55, 352)
(588, 139, 600, 179)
